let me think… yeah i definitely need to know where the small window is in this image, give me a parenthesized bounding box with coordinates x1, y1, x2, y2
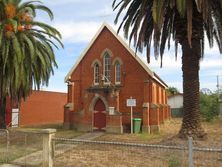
(115, 62, 121, 84)
(94, 63, 100, 85)
(103, 52, 111, 83)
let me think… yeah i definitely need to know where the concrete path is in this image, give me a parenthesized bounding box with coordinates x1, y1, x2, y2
(1, 132, 104, 167)
(0, 165, 20, 167)
(75, 131, 104, 140)
(11, 144, 78, 167)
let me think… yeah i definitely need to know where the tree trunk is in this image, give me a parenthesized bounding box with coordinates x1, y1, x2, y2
(0, 97, 6, 129)
(178, 39, 206, 139)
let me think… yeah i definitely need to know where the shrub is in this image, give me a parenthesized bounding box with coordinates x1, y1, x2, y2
(200, 93, 219, 121)
(168, 156, 180, 167)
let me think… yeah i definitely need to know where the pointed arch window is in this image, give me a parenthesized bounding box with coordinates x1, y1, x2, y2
(94, 63, 100, 85)
(103, 52, 111, 83)
(115, 61, 121, 84)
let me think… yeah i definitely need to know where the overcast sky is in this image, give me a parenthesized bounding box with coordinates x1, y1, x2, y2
(36, 0, 222, 93)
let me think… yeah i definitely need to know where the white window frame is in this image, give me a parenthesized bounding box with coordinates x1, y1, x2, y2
(115, 62, 121, 84)
(103, 52, 111, 84)
(94, 63, 100, 85)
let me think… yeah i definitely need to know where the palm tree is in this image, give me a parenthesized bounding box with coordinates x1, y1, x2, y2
(0, 0, 63, 128)
(113, 0, 222, 139)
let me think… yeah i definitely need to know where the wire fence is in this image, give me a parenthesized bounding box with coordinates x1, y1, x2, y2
(53, 138, 222, 167)
(1, 129, 222, 167)
(0, 129, 43, 166)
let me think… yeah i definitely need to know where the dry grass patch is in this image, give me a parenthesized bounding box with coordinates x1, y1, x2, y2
(97, 118, 222, 148)
(54, 118, 222, 167)
(0, 125, 84, 164)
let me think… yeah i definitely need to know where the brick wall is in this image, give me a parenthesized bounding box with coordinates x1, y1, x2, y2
(66, 25, 169, 133)
(19, 91, 67, 127)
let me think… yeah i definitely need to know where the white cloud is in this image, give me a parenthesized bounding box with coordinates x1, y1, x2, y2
(39, 0, 221, 93)
(200, 82, 217, 92)
(200, 70, 222, 77)
(138, 52, 182, 70)
(44, 0, 95, 6)
(167, 81, 183, 92)
(53, 21, 102, 43)
(200, 59, 222, 68)
(94, 5, 117, 18)
(53, 20, 120, 44)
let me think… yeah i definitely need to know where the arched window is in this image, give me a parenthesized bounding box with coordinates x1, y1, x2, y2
(103, 52, 111, 83)
(94, 63, 100, 85)
(115, 61, 121, 84)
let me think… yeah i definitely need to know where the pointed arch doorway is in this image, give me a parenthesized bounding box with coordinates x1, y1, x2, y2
(93, 99, 106, 131)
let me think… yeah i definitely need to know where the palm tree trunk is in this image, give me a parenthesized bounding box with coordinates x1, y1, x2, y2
(179, 39, 206, 139)
(0, 97, 6, 129)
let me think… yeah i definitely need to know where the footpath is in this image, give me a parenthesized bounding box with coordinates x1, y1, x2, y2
(0, 132, 104, 167)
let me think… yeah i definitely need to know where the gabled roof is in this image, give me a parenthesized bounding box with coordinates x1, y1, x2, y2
(65, 22, 168, 88)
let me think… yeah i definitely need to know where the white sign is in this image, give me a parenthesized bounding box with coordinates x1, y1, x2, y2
(109, 107, 115, 115)
(127, 99, 136, 107)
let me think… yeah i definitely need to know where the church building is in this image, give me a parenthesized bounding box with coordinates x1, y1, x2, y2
(64, 23, 170, 133)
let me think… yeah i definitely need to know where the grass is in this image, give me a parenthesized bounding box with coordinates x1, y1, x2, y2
(168, 156, 181, 167)
(97, 118, 181, 144)
(97, 117, 222, 147)
(17, 123, 85, 138)
(54, 118, 222, 167)
(0, 124, 84, 165)
(0, 132, 43, 164)
(1, 118, 222, 166)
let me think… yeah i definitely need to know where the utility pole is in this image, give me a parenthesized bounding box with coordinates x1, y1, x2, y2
(217, 75, 222, 116)
(217, 75, 220, 101)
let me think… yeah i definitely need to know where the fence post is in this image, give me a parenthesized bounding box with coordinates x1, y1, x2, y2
(188, 137, 193, 167)
(0, 129, 9, 162)
(42, 129, 56, 167)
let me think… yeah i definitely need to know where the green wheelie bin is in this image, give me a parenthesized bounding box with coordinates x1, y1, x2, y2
(133, 118, 142, 133)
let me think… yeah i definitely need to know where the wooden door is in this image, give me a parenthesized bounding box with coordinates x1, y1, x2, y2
(93, 99, 106, 131)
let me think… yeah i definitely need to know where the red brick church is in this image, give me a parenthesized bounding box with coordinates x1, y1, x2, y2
(64, 23, 170, 133)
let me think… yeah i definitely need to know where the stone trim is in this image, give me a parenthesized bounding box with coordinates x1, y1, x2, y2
(91, 59, 102, 67)
(112, 57, 123, 65)
(89, 94, 109, 113)
(100, 48, 113, 58)
(64, 103, 74, 110)
(106, 125, 123, 134)
(113, 110, 122, 116)
(150, 103, 159, 109)
(142, 102, 149, 108)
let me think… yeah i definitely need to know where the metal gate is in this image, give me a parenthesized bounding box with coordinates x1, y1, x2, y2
(11, 108, 19, 127)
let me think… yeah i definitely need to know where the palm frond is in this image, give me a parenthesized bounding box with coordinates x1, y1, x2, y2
(176, 0, 186, 17)
(31, 21, 62, 39)
(12, 34, 23, 63)
(35, 5, 54, 20)
(0, 0, 63, 102)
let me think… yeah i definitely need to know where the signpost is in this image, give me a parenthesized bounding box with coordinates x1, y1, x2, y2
(127, 97, 136, 134)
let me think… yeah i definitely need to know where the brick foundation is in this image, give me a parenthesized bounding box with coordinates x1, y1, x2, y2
(149, 103, 160, 133)
(150, 125, 160, 133)
(142, 103, 150, 134)
(72, 123, 92, 132)
(106, 114, 123, 134)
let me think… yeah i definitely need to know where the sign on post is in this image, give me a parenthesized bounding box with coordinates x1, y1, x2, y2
(126, 97, 136, 134)
(127, 99, 136, 107)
